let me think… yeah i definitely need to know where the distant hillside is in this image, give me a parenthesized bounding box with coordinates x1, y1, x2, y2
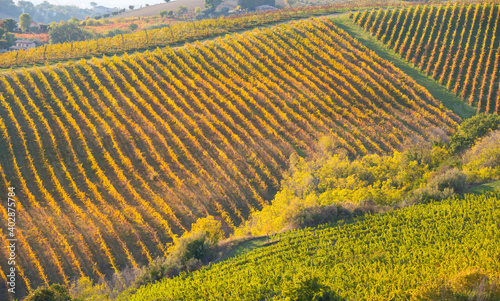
(117, 0, 205, 17)
(0, 16, 459, 299)
(114, 0, 286, 17)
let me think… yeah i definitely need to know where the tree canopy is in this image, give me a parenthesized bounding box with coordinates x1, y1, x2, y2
(48, 20, 93, 44)
(19, 13, 32, 32)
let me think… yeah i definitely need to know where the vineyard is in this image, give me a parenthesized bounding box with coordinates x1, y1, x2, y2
(351, 3, 500, 113)
(0, 4, 377, 69)
(128, 192, 500, 300)
(0, 17, 458, 298)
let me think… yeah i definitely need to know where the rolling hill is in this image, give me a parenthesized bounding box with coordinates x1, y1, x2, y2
(127, 192, 500, 300)
(0, 16, 459, 298)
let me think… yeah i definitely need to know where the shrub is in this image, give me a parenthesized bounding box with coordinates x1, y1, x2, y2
(128, 23, 139, 31)
(462, 129, 500, 182)
(405, 168, 466, 205)
(159, 10, 168, 17)
(449, 114, 500, 154)
(102, 28, 126, 38)
(144, 23, 169, 30)
(177, 6, 188, 15)
(24, 284, 72, 301)
(167, 10, 174, 16)
(427, 168, 467, 194)
(134, 231, 218, 288)
(289, 205, 340, 229)
(134, 257, 180, 288)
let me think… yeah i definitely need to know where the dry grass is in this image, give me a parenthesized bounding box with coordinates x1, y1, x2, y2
(116, 0, 206, 17)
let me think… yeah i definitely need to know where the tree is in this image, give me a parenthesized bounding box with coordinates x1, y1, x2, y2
(129, 5, 134, 10)
(90, 1, 97, 7)
(164, 0, 171, 2)
(0, 32, 15, 49)
(128, 23, 138, 31)
(159, 10, 167, 17)
(176, 5, 188, 15)
(49, 20, 93, 44)
(204, 0, 222, 12)
(1, 18, 17, 32)
(19, 13, 32, 32)
(18, 0, 35, 14)
(167, 10, 174, 16)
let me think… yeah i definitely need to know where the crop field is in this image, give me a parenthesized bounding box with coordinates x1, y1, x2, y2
(129, 192, 500, 300)
(0, 5, 348, 69)
(352, 3, 500, 113)
(0, 17, 459, 297)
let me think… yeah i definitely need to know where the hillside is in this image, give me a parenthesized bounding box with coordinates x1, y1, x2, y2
(0, 5, 345, 69)
(115, 0, 206, 18)
(127, 192, 500, 300)
(0, 16, 459, 299)
(352, 3, 500, 113)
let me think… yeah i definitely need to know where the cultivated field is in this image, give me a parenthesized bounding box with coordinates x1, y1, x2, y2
(129, 192, 500, 300)
(352, 3, 500, 113)
(0, 17, 458, 298)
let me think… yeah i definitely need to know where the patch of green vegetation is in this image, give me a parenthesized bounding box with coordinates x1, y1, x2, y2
(467, 180, 500, 194)
(329, 15, 476, 120)
(216, 236, 271, 262)
(126, 192, 500, 300)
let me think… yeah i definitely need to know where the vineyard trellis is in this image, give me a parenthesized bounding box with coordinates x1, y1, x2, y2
(352, 3, 500, 113)
(0, 17, 458, 299)
(129, 192, 500, 300)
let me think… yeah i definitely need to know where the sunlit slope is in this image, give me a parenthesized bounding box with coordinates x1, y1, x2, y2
(0, 17, 458, 297)
(130, 193, 500, 300)
(352, 3, 500, 113)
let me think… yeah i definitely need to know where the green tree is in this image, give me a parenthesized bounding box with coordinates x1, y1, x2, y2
(176, 5, 188, 15)
(204, 0, 222, 12)
(159, 10, 167, 17)
(19, 13, 32, 32)
(164, 0, 171, 2)
(128, 23, 138, 31)
(449, 113, 500, 154)
(129, 5, 134, 10)
(167, 10, 174, 16)
(1, 18, 17, 32)
(49, 21, 93, 44)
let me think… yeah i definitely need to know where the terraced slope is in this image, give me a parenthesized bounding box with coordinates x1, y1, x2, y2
(129, 193, 500, 300)
(0, 17, 458, 298)
(352, 3, 500, 113)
